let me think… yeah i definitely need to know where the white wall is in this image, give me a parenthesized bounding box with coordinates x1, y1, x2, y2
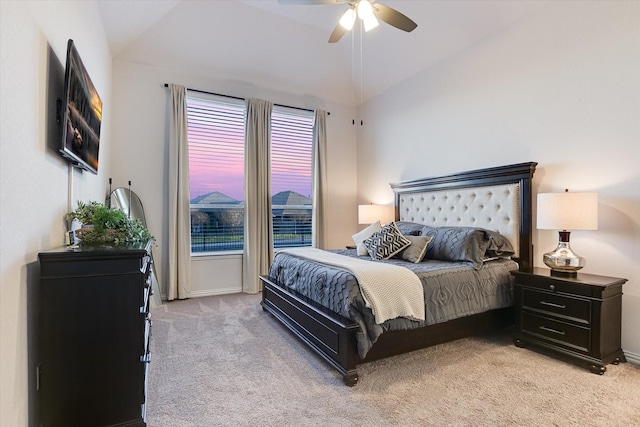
(110, 60, 358, 297)
(0, 1, 112, 425)
(358, 1, 640, 357)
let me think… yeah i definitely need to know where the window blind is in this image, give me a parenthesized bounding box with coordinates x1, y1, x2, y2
(271, 108, 314, 198)
(186, 97, 246, 201)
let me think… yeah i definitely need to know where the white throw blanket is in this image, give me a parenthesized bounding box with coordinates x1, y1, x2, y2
(279, 248, 425, 324)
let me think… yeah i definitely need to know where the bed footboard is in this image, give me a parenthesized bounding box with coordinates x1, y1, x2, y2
(260, 275, 361, 386)
(261, 274, 515, 386)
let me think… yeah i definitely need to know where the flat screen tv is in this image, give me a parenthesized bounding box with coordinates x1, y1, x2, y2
(59, 39, 102, 174)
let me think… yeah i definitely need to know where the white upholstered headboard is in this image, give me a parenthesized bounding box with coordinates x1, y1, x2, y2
(398, 183, 521, 257)
(391, 163, 537, 269)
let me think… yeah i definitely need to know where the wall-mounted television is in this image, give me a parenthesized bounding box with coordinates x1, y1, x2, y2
(59, 39, 102, 174)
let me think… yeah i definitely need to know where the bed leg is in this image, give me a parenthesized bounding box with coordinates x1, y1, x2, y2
(344, 371, 358, 387)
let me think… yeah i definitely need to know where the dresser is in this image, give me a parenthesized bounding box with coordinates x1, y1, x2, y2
(38, 243, 153, 426)
(511, 268, 627, 374)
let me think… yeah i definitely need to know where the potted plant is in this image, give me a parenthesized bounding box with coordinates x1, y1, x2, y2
(65, 201, 154, 246)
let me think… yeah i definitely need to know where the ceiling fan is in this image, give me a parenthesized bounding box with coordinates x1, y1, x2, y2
(278, 0, 418, 43)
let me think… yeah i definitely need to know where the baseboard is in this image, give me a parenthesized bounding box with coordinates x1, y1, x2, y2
(624, 350, 640, 365)
(191, 287, 242, 297)
(159, 287, 242, 301)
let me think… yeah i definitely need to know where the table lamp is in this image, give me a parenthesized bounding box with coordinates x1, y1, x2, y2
(358, 204, 394, 225)
(537, 189, 598, 275)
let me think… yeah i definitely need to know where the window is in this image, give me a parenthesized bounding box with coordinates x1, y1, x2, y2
(187, 95, 314, 254)
(271, 108, 314, 249)
(187, 96, 245, 253)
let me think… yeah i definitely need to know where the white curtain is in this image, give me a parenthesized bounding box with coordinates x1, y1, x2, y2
(312, 110, 328, 249)
(242, 99, 274, 294)
(167, 84, 192, 300)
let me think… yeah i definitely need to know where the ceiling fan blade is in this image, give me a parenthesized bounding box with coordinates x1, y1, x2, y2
(372, 2, 417, 32)
(278, 0, 348, 5)
(328, 22, 348, 43)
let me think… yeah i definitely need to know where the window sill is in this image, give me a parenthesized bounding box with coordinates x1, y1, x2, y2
(191, 251, 242, 259)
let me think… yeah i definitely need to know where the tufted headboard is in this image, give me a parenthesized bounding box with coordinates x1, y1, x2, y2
(390, 162, 537, 270)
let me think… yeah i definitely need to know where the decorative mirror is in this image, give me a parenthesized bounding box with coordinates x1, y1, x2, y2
(110, 187, 162, 307)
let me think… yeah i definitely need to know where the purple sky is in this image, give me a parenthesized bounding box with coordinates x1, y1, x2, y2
(187, 98, 313, 201)
(189, 170, 311, 201)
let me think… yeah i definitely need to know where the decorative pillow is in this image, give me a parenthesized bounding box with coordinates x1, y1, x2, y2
(394, 221, 425, 236)
(484, 230, 515, 259)
(420, 226, 491, 269)
(352, 220, 382, 256)
(363, 222, 411, 261)
(395, 235, 432, 263)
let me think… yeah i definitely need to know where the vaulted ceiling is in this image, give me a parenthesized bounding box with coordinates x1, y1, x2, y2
(98, 0, 550, 105)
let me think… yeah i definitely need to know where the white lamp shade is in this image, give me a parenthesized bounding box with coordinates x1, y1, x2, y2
(357, 0, 375, 20)
(358, 204, 394, 225)
(339, 8, 356, 30)
(537, 191, 598, 230)
(357, 0, 379, 31)
(362, 15, 379, 32)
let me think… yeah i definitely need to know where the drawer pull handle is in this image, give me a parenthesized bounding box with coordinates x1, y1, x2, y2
(540, 301, 566, 309)
(540, 325, 565, 336)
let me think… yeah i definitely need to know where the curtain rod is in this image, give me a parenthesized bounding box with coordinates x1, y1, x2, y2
(163, 84, 329, 115)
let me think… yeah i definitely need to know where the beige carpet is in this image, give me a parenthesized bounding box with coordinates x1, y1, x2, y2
(147, 293, 640, 427)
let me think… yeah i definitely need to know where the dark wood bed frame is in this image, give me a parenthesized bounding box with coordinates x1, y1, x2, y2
(260, 162, 537, 386)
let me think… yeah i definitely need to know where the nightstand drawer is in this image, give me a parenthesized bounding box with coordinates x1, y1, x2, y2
(521, 288, 591, 325)
(522, 312, 590, 353)
(515, 275, 593, 297)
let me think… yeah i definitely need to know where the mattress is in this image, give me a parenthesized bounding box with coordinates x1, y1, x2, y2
(268, 249, 518, 358)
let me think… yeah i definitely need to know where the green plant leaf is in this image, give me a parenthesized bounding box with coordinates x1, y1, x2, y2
(68, 201, 154, 246)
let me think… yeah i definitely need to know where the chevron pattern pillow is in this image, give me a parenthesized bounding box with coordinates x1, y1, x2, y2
(363, 222, 411, 261)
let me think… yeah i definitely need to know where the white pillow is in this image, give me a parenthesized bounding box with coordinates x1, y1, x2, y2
(352, 221, 382, 256)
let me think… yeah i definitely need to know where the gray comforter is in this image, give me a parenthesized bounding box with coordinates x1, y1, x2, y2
(268, 249, 518, 358)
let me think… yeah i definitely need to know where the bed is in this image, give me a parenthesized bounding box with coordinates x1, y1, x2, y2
(260, 162, 537, 386)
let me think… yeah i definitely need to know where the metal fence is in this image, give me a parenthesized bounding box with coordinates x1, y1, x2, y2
(190, 205, 312, 253)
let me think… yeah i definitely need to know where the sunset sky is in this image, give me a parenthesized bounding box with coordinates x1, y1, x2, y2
(187, 98, 313, 201)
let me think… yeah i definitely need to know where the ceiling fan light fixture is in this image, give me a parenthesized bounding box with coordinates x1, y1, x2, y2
(278, 0, 416, 43)
(357, 1, 374, 20)
(362, 15, 379, 32)
(339, 8, 356, 30)
(357, 0, 378, 32)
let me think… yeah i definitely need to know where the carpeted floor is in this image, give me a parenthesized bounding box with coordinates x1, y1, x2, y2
(146, 293, 640, 427)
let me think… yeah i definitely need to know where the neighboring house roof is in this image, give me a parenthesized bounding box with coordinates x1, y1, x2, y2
(191, 191, 240, 205)
(191, 190, 310, 216)
(272, 191, 311, 216)
(271, 191, 311, 207)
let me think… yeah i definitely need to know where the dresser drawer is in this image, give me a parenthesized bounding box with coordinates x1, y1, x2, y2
(521, 312, 591, 353)
(521, 288, 591, 325)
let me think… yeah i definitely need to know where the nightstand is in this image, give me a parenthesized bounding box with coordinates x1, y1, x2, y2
(511, 268, 627, 375)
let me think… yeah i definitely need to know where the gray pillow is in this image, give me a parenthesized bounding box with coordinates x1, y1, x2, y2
(484, 230, 515, 258)
(396, 235, 432, 263)
(363, 222, 411, 261)
(394, 221, 425, 236)
(420, 226, 491, 269)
